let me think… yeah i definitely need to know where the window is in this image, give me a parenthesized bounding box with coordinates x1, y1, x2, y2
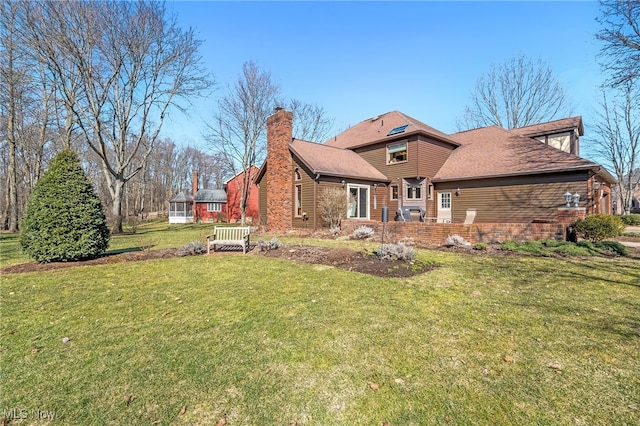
(387, 124, 409, 136)
(387, 142, 407, 164)
(440, 192, 451, 209)
(427, 184, 434, 200)
(347, 184, 369, 219)
(406, 183, 422, 200)
(295, 184, 302, 217)
(207, 203, 222, 212)
(390, 184, 399, 200)
(294, 168, 301, 181)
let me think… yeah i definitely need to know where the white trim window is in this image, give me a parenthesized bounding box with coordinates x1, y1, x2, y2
(207, 202, 222, 212)
(295, 184, 302, 217)
(406, 182, 422, 200)
(387, 142, 407, 164)
(390, 184, 399, 200)
(347, 184, 369, 219)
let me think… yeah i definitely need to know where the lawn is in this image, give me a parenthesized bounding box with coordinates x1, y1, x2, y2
(1, 222, 639, 425)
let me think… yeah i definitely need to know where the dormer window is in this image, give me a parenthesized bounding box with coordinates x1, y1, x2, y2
(387, 142, 407, 164)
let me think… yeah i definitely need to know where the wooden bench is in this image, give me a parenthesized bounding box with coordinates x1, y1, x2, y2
(206, 226, 251, 254)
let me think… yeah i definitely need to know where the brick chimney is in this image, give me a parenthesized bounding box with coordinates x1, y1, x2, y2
(265, 108, 293, 230)
(192, 171, 199, 197)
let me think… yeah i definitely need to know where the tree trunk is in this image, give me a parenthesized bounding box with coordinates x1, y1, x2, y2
(111, 180, 124, 234)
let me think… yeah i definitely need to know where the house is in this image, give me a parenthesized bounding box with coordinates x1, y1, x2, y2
(225, 165, 260, 223)
(256, 108, 616, 231)
(168, 169, 260, 224)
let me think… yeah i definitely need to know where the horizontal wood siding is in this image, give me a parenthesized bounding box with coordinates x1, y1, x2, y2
(415, 137, 457, 179)
(435, 172, 589, 223)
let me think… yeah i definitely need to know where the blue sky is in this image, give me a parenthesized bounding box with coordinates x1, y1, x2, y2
(162, 1, 605, 152)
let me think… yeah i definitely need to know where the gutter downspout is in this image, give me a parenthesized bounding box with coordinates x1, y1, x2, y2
(314, 173, 320, 231)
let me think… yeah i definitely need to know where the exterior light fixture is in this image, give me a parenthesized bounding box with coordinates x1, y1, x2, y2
(455, 187, 461, 196)
(564, 191, 572, 207)
(572, 192, 580, 207)
(593, 180, 600, 192)
(341, 180, 346, 187)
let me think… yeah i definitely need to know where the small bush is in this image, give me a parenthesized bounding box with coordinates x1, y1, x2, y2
(257, 237, 282, 251)
(541, 238, 562, 248)
(499, 240, 519, 252)
(595, 241, 629, 256)
(318, 187, 347, 228)
(619, 214, 640, 226)
(473, 242, 488, 251)
(178, 241, 206, 256)
(351, 225, 375, 240)
(377, 242, 416, 261)
(574, 214, 624, 243)
(552, 243, 595, 257)
(445, 234, 470, 247)
(329, 225, 341, 237)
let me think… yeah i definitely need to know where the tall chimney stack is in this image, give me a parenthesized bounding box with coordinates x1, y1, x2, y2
(265, 108, 293, 230)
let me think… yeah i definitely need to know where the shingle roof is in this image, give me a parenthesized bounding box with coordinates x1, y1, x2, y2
(435, 126, 599, 181)
(290, 139, 388, 182)
(511, 116, 584, 137)
(194, 189, 227, 203)
(169, 191, 193, 202)
(324, 110, 459, 149)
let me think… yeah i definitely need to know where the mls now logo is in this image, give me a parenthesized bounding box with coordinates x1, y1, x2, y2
(2, 408, 28, 419)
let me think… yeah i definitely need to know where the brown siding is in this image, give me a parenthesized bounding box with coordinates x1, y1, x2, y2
(291, 159, 317, 229)
(435, 172, 589, 223)
(354, 135, 455, 180)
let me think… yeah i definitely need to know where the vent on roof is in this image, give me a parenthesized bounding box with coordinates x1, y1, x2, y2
(387, 124, 409, 136)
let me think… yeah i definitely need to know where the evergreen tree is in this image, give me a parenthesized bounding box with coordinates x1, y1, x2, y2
(20, 150, 110, 262)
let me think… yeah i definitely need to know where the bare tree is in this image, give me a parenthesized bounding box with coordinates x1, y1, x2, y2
(457, 54, 570, 130)
(207, 61, 278, 225)
(25, 1, 212, 233)
(596, 0, 640, 87)
(287, 99, 335, 142)
(590, 82, 640, 214)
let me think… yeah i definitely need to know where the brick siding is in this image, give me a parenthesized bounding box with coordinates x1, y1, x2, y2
(265, 109, 294, 231)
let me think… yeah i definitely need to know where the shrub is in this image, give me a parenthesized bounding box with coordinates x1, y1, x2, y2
(329, 225, 341, 237)
(318, 187, 347, 228)
(595, 241, 629, 256)
(351, 225, 375, 240)
(377, 242, 416, 261)
(256, 237, 282, 251)
(445, 234, 470, 247)
(552, 243, 595, 257)
(499, 240, 519, 252)
(20, 150, 110, 263)
(473, 242, 488, 250)
(619, 214, 640, 226)
(178, 240, 206, 256)
(574, 214, 624, 243)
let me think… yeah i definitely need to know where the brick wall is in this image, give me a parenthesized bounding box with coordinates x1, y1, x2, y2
(265, 109, 294, 231)
(341, 208, 586, 247)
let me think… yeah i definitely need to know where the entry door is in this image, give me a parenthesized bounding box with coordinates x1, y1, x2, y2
(437, 192, 452, 223)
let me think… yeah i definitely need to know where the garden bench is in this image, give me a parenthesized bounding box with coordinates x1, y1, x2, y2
(206, 226, 251, 254)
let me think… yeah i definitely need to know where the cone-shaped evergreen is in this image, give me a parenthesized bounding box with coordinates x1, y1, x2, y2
(20, 150, 110, 262)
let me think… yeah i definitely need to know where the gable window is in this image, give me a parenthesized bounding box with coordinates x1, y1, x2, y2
(295, 184, 302, 217)
(347, 184, 369, 219)
(390, 184, 399, 200)
(294, 168, 301, 181)
(207, 202, 222, 212)
(387, 142, 407, 164)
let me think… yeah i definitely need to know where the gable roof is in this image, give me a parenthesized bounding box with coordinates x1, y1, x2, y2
(324, 110, 459, 149)
(435, 126, 612, 182)
(511, 116, 584, 137)
(290, 139, 389, 182)
(194, 189, 227, 203)
(169, 191, 193, 202)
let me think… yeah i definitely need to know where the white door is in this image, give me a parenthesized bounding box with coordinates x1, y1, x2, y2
(437, 192, 452, 223)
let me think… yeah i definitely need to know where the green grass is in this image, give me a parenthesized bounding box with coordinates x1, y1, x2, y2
(1, 223, 639, 425)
